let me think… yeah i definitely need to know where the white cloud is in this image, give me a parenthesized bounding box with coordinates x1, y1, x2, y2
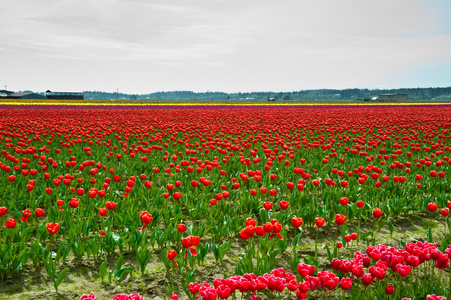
(0, 0, 450, 93)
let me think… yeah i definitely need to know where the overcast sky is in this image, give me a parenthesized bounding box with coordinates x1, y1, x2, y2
(1, 0, 450, 94)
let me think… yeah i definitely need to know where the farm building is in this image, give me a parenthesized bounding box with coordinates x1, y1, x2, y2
(378, 94, 407, 102)
(0, 90, 14, 97)
(45, 90, 84, 100)
(9, 92, 46, 99)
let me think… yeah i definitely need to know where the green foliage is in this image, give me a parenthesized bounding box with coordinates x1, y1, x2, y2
(83, 87, 451, 101)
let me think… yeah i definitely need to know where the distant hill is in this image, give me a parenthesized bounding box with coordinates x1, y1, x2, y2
(84, 87, 451, 101)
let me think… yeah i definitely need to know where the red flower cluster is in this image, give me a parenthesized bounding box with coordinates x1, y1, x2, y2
(239, 219, 284, 240)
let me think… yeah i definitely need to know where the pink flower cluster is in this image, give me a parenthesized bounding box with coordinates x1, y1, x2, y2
(80, 293, 143, 300)
(166, 242, 451, 300)
(403, 295, 446, 300)
(330, 242, 451, 288)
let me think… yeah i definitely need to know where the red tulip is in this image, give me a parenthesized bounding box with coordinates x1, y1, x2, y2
(105, 201, 116, 210)
(167, 250, 178, 266)
(297, 263, 315, 278)
(69, 198, 80, 209)
(245, 218, 257, 227)
(263, 201, 273, 211)
(137, 179, 149, 188)
(0, 206, 7, 217)
(315, 217, 325, 228)
(361, 273, 373, 286)
(4, 219, 16, 229)
(244, 225, 255, 238)
(339, 278, 352, 290)
(239, 229, 250, 240)
(279, 200, 289, 210)
(140, 211, 152, 231)
(21, 209, 32, 223)
(177, 224, 186, 233)
(263, 222, 273, 233)
(397, 265, 411, 277)
(291, 217, 303, 228)
(335, 214, 347, 226)
(181, 236, 200, 257)
(385, 285, 395, 295)
(339, 197, 349, 206)
(254, 226, 266, 237)
(427, 202, 438, 213)
(217, 284, 231, 299)
(77, 188, 85, 196)
(373, 208, 383, 219)
(189, 282, 200, 295)
(140, 211, 152, 224)
(191, 180, 199, 187)
(46, 223, 60, 235)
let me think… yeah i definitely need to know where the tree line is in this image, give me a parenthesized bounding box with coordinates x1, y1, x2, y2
(83, 87, 451, 101)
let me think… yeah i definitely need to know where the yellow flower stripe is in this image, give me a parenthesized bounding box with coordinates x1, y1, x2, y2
(0, 99, 448, 106)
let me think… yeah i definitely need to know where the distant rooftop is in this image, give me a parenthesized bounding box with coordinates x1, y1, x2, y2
(46, 90, 84, 96)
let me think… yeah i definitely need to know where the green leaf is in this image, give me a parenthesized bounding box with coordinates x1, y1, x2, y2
(62, 243, 71, 262)
(387, 218, 394, 236)
(360, 230, 373, 241)
(324, 244, 333, 262)
(427, 228, 433, 243)
(400, 240, 406, 248)
(115, 267, 133, 279)
(43, 260, 55, 282)
(220, 240, 232, 261)
(99, 259, 108, 282)
(116, 256, 123, 272)
(55, 268, 69, 289)
(211, 236, 219, 261)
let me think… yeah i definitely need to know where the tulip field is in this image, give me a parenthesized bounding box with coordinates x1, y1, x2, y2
(1, 101, 451, 300)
